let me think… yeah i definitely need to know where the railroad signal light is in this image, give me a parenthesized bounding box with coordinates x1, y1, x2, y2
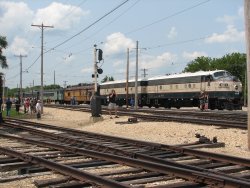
(97, 68, 103, 74)
(98, 49, 103, 61)
(0, 75, 2, 88)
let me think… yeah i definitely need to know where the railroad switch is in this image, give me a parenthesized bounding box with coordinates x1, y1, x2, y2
(115, 117, 138, 125)
(128, 117, 138, 123)
(195, 133, 218, 144)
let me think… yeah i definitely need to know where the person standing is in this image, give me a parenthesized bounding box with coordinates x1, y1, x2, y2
(36, 100, 42, 119)
(130, 97, 135, 108)
(108, 89, 119, 119)
(6, 98, 12, 117)
(199, 91, 204, 110)
(15, 98, 21, 115)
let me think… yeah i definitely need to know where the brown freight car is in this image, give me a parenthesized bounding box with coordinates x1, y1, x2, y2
(64, 84, 94, 105)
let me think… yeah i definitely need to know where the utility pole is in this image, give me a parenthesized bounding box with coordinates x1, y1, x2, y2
(15, 54, 27, 105)
(54, 70, 56, 85)
(134, 41, 139, 109)
(141, 68, 148, 78)
(93, 44, 98, 93)
(2, 75, 5, 105)
(244, 0, 250, 150)
(63, 81, 68, 88)
(126, 48, 130, 108)
(244, 69, 247, 107)
(31, 23, 53, 114)
(32, 80, 34, 98)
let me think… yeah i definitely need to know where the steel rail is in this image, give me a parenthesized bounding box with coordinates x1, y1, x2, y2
(0, 133, 249, 187)
(0, 146, 132, 188)
(6, 118, 248, 167)
(6, 119, 248, 167)
(47, 104, 248, 120)
(3, 121, 250, 184)
(45, 104, 247, 129)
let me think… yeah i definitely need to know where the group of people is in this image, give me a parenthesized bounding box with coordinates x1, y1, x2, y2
(4, 97, 42, 119)
(23, 98, 42, 118)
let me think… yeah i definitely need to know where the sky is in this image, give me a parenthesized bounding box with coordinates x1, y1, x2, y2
(0, 0, 246, 89)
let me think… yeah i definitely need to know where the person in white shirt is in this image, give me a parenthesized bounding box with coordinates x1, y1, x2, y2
(36, 100, 42, 119)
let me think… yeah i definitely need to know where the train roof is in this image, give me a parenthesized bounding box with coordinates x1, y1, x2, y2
(100, 70, 230, 85)
(148, 70, 227, 81)
(100, 78, 147, 85)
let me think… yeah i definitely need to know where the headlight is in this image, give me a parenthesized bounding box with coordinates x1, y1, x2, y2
(219, 83, 229, 88)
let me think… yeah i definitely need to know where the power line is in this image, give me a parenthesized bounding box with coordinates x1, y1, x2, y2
(125, 0, 211, 35)
(45, 0, 130, 54)
(23, 0, 130, 74)
(62, 0, 88, 20)
(59, 0, 141, 52)
(146, 36, 210, 50)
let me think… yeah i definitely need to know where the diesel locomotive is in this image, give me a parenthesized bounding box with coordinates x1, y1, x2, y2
(99, 70, 242, 110)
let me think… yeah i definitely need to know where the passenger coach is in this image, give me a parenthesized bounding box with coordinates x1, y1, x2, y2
(64, 84, 94, 104)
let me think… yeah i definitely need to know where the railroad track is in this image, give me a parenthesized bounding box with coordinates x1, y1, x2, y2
(0, 119, 249, 187)
(46, 104, 247, 129)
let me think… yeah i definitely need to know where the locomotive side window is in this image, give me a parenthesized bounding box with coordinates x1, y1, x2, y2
(67, 92, 70, 97)
(159, 85, 162, 90)
(188, 84, 191, 88)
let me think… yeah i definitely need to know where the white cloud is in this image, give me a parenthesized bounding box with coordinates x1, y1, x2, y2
(238, 6, 244, 18)
(182, 51, 207, 61)
(0, 1, 33, 35)
(216, 15, 236, 25)
(32, 2, 88, 30)
(167, 27, 177, 39)
(113, 60, 123, 67)
(10, 36, 31, 56)
(140, 52, 177, 69)
(104, 32, 135, 55)
(205, 25, 244, 43)
(81, 67, 92, 73)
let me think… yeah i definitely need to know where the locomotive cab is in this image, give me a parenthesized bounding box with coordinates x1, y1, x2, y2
(208, 71, 242, 110)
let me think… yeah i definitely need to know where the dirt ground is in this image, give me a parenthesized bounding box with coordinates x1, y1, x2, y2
(26, 107, 250, 159)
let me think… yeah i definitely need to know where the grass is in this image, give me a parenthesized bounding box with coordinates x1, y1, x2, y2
(2, 108, 23, 118)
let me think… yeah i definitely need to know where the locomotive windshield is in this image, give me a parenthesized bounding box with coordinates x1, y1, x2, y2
(212, 71, 238, 81)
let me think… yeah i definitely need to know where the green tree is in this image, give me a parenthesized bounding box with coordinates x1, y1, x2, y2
(0, 36, 8, 69)
(183, 52, 246, 83)
(101, 75, 114, 83)
(44, 84, 61, 90)
(183, 56, 213, 72)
